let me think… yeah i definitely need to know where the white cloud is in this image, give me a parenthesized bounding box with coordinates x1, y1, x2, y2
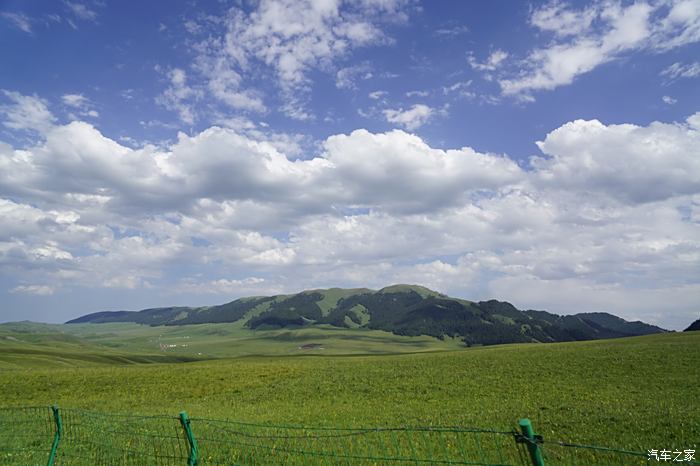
(193, 51, 266, 113)
(223, 0, 388, 87)
(662, 95, 677, 104)
(435, 24, 469, 37)
(0, 90, 56, 134)
(406, 90, 429, 98)
(651, 0, 700, 51)
(468, 49, 508, 72)
(500, 0, 700, 98)
(368, 90, 387, 100)
(442, 81, 474, 99)
(10, 284, 55, 295)
(336, 63, 373, 89)
(61, 93, 99, 119)
(530, 2, 597, 37)
(65, 2, 98, 22)
(61, 94, 89, 108)
(121, 89, 136, 101)
(156, 68, 201, 124)
(176, 277, 271, 295)
(532, 114, 700, 203)
(323, 129, 523, 212)
(382, 104, 434, 130)
(1, 12, 32, 34)
(661, 61, 700, 81)
(1, 94, 699, 328)
(184, 0, 411, 119)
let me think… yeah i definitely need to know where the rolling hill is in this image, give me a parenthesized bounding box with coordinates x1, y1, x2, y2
(66, 284, 666, 346)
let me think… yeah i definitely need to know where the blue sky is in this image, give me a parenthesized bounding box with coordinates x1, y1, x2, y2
(1, 0, 699, 328)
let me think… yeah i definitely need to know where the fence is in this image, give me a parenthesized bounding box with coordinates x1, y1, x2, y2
(0, 406, 697, 465)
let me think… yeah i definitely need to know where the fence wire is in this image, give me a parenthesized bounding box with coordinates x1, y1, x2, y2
(0, 406, 56, 465)
(538, 438, 700, 466)
(0, 406, 696, 466)
(55, 408, 190, 466)
(191, 418, 520, 465)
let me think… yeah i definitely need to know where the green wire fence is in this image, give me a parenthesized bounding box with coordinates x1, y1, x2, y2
(0, 406, 697, 465)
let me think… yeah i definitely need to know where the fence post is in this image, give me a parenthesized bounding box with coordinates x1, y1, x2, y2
(179, 411, 199, 466)
(518, 418, 545, 466)
(46, 405, 62, 466)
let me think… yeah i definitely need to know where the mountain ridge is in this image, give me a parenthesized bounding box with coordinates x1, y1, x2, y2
(66, 284, 667, 346)
(685, 318, 700, 332)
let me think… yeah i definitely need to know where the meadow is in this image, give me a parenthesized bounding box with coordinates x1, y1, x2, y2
(0, 324, 698, 464)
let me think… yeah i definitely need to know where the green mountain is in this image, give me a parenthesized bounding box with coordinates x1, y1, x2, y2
(685, 318, 700, 332)
(67, 285, 666, 346)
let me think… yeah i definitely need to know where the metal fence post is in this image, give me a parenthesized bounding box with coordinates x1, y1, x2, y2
(46, 405, 62, 466)
(179, 411, 199, 466)
(518, 419, 545, 466)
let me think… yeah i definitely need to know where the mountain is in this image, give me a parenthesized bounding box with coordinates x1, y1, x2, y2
(685, 318, 700, 332)
(67, 285, 667, 346)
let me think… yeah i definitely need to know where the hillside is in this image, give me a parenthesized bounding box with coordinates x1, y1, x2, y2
(685, 318, 700, 332)
(67, 285, 666, 346)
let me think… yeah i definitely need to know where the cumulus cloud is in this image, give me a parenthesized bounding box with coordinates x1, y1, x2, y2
(1, 91, 699, 328)
(382, 104, 434, 130)
(499, 0, 700, 98)
(532, 114, 700, 203)
(323, 129, 523, 212)
(0, 90, 56, 134)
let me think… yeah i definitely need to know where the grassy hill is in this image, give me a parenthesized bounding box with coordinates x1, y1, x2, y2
(66, 284, 667, 346)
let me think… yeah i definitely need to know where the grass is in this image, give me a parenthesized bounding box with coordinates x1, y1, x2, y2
(0, 324, 698, 464)
(0, 321, 464, 367)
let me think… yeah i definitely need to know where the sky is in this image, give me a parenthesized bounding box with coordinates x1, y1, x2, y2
(0, 0, 699, 329)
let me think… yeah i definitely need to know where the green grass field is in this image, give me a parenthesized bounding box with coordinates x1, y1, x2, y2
(0, 321, 464, 367)
(0, 323, 698, 464)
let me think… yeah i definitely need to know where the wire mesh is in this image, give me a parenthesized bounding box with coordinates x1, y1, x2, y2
(0, 406, 56, 465)
(0, 406, 697, 466)
(539, 438, 700, 466)
(190, 418, 523, 465)
(54, 408, 189, 465)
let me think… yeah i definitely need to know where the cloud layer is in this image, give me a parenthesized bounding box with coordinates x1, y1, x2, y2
(176, 0, 411, 120)
(1, 91, 699, 328)
(497, 0, 700, 99)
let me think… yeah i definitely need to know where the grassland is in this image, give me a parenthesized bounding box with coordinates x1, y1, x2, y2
(0, 325, 698, 457)
(0, 321, 463, 368)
